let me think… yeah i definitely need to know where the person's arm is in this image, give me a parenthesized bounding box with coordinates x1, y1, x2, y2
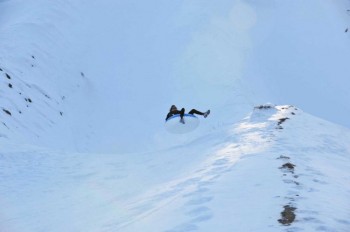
(166, 112, 172, 120)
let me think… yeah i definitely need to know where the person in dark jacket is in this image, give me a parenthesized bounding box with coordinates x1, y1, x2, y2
(165, 105, 210, 123)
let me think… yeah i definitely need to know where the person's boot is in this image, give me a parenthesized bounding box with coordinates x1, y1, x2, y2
(203, 110, 210, 118)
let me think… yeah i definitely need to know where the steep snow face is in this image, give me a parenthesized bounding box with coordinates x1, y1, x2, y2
(1, 105, 350, 231)
(0, 0, 90, 149)
(1, 0, 350, 153)
(56, 0, 350, 153)
(70, 0, 259, 153)
(0, 0, 255, 152)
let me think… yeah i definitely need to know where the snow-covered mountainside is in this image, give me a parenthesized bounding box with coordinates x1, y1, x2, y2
(1, 105, 350, 231)
(0, 0, 89, 150)
(1, 0, 350, 231)
(1, 0, 350, 153)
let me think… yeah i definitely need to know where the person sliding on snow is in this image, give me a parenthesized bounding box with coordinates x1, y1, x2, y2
(165, 105, 210, 123)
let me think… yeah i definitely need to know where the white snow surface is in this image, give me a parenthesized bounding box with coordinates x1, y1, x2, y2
(1, 0, 350, 231)
(1, 106, 350, 231)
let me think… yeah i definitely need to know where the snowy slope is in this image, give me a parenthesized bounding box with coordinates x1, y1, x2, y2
(0, 0, 91, 150)
(2, 0, 350, 153)
(1, 0, 350, 231)
(1, 105, 350, 231)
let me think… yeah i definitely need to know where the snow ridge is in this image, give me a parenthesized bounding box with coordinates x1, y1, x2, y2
(115, 105, 350, 231)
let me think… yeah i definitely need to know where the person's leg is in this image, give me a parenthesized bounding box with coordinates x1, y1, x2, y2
(189, 109, 210, 118)
(180, 108, 185, 119)
(178, 108, 185, 124)
(188, 109, 204, 116)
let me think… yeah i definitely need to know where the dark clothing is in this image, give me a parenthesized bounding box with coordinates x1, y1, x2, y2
(166, 108, 204, 120)
(166, 108, 185, 120)
(188, 109, 205, 116)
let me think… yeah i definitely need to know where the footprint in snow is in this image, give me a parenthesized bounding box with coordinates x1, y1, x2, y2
(186, 196, 213, 206)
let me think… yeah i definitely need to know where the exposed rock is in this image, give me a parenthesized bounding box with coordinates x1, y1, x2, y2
(3, 109, 12, 116)
(277, 155, 290, 160)
(280, 162, 296, 171)
(255, 104, 274, 110)
(278, 117, 289, 125)
(278, 205, 296, 225)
